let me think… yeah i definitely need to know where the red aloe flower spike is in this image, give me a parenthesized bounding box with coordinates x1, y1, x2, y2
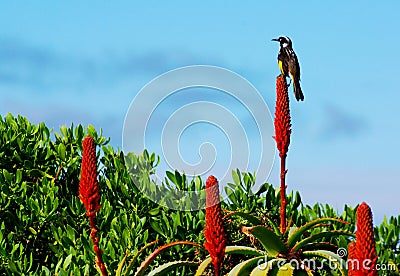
(355, 202, 378, 276)
(204, 175, 226, 276)
(347, 241, 362, 276)
(274, 75, 291, 233)
(79, 136, 101, 213)
(274, 75, 292, 159)
(79, 136, 108, 276)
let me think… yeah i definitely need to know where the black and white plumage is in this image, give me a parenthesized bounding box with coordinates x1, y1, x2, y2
(272, 36, 304, 101)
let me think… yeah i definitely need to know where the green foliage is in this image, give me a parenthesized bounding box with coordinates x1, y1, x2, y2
(0, 113, 398, 275)
(215, 214, 353, 275)
(0, 113, 205, 275)
(222, 171, 399, 275)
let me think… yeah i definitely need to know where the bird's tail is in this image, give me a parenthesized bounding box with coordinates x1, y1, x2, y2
(293, 79, 304, 101)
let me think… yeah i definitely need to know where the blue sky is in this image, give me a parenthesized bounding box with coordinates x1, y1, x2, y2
(1, 1, 399, 221)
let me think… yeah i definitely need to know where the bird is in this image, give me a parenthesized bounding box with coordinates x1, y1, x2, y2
(272, 36, 304, 101)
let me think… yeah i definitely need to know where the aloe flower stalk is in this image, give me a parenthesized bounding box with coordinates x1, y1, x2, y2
(204, 175, 226, 276)
(355, 202, 378, 276)
(79, 136, 108, 276)
(347, 242, 361, 276)
(274, 75, 291, 233)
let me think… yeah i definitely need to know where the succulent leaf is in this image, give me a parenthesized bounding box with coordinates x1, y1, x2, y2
(228, 256, 265, 276)
(292, 230, 354, 251)
(287, 218, 349, 248)
(242, 226, 288, 257)
(147, 261, 198, 276)
(301, 250, 347, 276)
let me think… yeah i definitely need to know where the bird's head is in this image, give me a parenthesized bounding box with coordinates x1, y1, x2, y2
(272, 36, 292, 48)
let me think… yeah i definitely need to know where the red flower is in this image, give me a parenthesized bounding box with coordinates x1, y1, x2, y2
(274, 75, 291, 158)
(355, 202, 378, 276)
(274, 75, 291, 233)
(79, 136, 108, 276)
(204, 175, 226, 276)
(79, 136, 101, 214)
(347, 242, 361, 276)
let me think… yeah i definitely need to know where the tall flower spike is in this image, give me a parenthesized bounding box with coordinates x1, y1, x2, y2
(79, 136, 108, 276)
(204, 175, 226, 276)
(79, 136, 101, 213)
(347, 242, 361, 276)
(274, 75, 291, 233)
(274, 74, 292, 159)
(355, 202, 378, 276)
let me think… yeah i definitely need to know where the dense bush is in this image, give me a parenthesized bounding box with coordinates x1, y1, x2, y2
(0, 113, 398, 275)
(0, 114, 205, 275)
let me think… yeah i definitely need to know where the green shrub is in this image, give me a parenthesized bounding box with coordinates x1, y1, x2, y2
(0, 113, 398, 275)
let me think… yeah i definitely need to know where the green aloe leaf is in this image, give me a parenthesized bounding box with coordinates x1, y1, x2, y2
(147, 261, 198, 276)
(292, 230, 354, 251)
(196, 246, 264, 275)
(228, 256, 265, 275)
(134, 241, 202, 276)
(225, 245, 264, 256)
(195, 257, 212, 276)
(287, 218, 348, 248)
(302, 250, 347, 275)
(250, 263, 269, 276)
(242, 226, 288, 257)
(250, 258, 285, 276)
(300, 242, 338, 252)
(272, 263, 294, 276)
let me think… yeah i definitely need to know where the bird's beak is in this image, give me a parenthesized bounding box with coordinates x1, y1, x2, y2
(271, 38, 279, 42)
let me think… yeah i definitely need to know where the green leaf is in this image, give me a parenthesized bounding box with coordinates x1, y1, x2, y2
(225, 211, 264, 226)
(15, 169, 22, 184)
(232, 169, 241, 185)
(277, 263, 294, 276)
(55, 257, 63, 273)
(228, 256, 265, 275)
(225, 245, 264, 256)
(58, 143, 66, 161)
(87, 124, 97, 139)
(166, 171, 176, 183)
(174, 170, 183, 189)
(63, 254, 73, 270)
(3, 169, 12, 183)
(8, 261, 19, 273)
(250, 259, 280, 276)
(116, 251, 129, 276)
(292, 230, 354, 251)
(287, 218, 348, 248)
(148, 208, 160, 216)
(123, 240, 159, 276)
(134, 241, 202, 276)
(242, 226, 288, 257)
(195, 257, 212, 276)
(302, 250, 346, 275)
(147, 261, 197, 276)
(29, 227, 37, 235)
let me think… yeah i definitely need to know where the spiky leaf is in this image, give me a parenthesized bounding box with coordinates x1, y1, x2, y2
(242, 226, 288, 257)
(134, 241, 202, 276)
(302, 250, 347, 276)
(287, 218, 348, 248)
(195, 257, 212, 276)
(147, 261, 197, 276)
(225, 245, 264, 256)
(292, 230, 354, 251)
(195, 246, 263, 276)
(228, 256, 265, 275)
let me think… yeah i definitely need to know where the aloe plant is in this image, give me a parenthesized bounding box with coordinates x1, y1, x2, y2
(197, 213, 354, 275)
